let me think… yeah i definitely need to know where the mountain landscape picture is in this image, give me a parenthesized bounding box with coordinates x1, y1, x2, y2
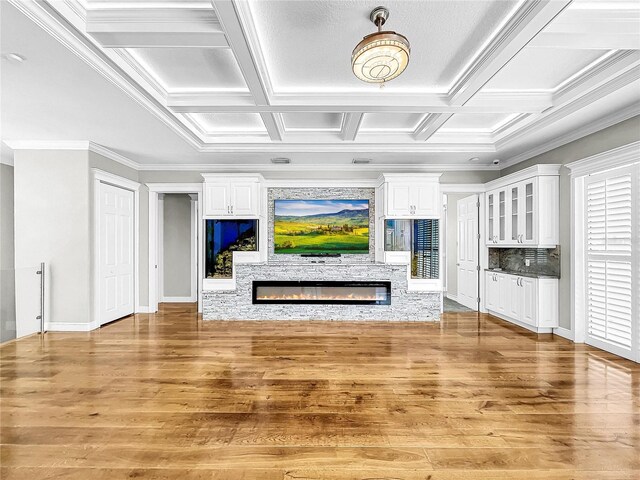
(274, 199, 369, 254)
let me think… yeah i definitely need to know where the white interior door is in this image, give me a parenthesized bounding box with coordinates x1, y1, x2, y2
(99, 182, 134, 325)
(456, 194, 479, 310)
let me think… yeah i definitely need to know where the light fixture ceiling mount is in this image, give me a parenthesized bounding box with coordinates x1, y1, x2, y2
(352, 6, 410, 84)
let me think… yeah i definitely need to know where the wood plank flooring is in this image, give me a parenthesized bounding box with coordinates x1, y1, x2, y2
(1, 303, 639, 479)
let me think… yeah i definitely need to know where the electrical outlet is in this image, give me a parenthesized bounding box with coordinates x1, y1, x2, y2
(525, 259, 530, 267)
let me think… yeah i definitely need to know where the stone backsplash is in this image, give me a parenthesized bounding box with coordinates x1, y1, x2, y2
(488, 247, 560, 277)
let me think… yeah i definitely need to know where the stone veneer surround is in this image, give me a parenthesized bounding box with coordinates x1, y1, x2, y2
(267, 187, 375, 264)
(203, 263, 441, 321)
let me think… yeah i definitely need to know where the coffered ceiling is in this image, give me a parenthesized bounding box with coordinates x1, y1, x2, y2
(2, 0, 639, 169)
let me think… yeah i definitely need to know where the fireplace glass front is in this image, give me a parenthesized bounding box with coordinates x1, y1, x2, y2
(252, 281, 391, 305)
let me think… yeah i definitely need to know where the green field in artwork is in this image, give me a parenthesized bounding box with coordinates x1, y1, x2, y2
(274, 200, 369, 254)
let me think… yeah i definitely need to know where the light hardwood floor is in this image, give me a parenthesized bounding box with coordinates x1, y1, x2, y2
(1, 303, 639, 479)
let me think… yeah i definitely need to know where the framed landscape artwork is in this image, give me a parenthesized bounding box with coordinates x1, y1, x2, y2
(274, 199, 369, 254)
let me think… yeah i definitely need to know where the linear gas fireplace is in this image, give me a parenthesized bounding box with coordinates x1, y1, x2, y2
(252, 281, 391, 305)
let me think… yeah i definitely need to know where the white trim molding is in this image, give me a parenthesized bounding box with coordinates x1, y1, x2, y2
(568, 141, 640, 347)
(566, 140, 640, 177)
(553, 327, 575, 342)
(92, 169, 143, 327)
(147, 183, 204, 314)
(45, 320, 100, 332)
(161, 296, 197, 303)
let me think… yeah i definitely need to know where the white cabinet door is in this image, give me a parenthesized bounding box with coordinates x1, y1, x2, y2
(386, 183, 412, 216)
(507, 275, 523, 319)
(204, 182, 230, 216)
(495, 273, 509, 315)
(414, 183, 440, 217)
(230, 182, 259, 217)
(521, 277, 537, 325)
(485, 272, 497, 311)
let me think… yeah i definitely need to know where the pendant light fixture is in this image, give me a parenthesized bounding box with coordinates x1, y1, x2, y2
(352, 6, 410, 84)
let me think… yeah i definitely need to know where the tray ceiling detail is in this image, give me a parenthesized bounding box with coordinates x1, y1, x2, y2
(4, 0, 640, 168)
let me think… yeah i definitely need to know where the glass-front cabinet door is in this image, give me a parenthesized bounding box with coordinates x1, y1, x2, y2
(510, 185, 519, 243)
(521, 180, 536, 244)
(487, 191, 500, 245)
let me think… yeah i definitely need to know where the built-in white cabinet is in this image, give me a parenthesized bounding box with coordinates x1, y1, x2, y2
(485, 270, 558, 332)
(484, 165, 560, 247)
(380, 173, 441, 218)
(202, 174, 262, 218)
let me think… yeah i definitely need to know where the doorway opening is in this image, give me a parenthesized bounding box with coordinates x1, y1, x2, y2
(443, 193, 481, 313)
(158, 193, 198, 305)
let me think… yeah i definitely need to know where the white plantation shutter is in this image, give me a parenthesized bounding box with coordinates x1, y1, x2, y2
(585, 165, 639, 361)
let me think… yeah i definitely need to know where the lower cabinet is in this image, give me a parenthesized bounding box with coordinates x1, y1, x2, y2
(485, 271, 558, 332)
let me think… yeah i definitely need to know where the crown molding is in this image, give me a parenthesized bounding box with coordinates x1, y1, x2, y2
(10, 0, 201, 148)
(566, 140, 640, 177)
(499, 103, 640, 169)
(487, 164, 562, 190)
(88, 142, 141, 170)
(137, 162, 500, 173)
(3, 140, 141, 171)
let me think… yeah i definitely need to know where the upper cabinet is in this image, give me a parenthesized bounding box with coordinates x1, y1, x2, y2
(484, 165, 560, 247)
(202, 174, 263, 218)
(380, 173, 442, 218)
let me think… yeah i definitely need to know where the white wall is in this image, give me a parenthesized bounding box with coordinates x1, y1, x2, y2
(1, 163, 16, 341)
(14, 150, 92, 327)
(162, 194, 193, 299)
(501, 115, 640, 331)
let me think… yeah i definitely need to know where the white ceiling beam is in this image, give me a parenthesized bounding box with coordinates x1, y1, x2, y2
(447, 0, 572, 107)
(167, 92, 553, 113)
(259, 113, 284, 142)
(212, 0, 282, 140)
(86, 7, 228, 48)
(341, 113, 364, 141)
(554, 50, 640, 105)
(529, 32, 640, 50)
(529, 7, 640, 49)
(412, 113, 453, 142)
(495, 66, 640, 150)
(413, 0, 571, 142)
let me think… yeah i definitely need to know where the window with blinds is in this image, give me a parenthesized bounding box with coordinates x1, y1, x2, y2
(585, 170, 636, 355)
(412, 219, 439, 279)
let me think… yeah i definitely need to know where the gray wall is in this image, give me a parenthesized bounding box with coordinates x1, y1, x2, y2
(162, 194, 192, 299)
(14, 150, 92, 327)
(500, 115, 640, 330)
(445, 193, 467, 298)
(1, 163, 16, 341)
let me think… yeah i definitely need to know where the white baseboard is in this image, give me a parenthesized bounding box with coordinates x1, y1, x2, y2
(553, 327, 575, 341)
(136, 306, 151, 313)
(161, 296, 197, 303)
(45, 320, 100, 332)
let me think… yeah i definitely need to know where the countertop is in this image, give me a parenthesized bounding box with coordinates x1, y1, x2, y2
(485, 268, 559, 280)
